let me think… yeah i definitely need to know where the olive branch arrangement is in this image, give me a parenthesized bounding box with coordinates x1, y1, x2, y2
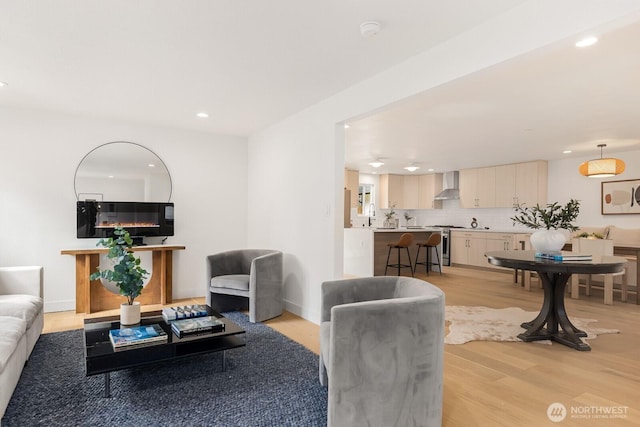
(511, 199, 580, 231)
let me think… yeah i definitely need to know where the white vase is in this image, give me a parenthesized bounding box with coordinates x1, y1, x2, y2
(120, 301, 141, 326)
(530, 229, 567, 253)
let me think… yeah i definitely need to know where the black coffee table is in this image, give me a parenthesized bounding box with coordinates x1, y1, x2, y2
(84, 306, 245, 397)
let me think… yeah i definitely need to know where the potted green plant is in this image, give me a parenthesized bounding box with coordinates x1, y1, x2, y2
(511, 199, 580, 253)
(384, 203, 397, 228)
(90, 227, 149, 325)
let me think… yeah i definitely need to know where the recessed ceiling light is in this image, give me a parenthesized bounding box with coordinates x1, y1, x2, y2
(196, 112, 209, 118)
(427, 168, 434, 172)
(562, 150, 572, 154)
(404, 165, 420, 172)
(0, 81, 7, 87)
(576, 37, 598, 48)
(148, 163, 156, 167)
(368, 160, 384, 168)
(343, 124, 350, 129)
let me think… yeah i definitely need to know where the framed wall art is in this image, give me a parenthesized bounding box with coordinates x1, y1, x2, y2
(601, 179, 640, 215)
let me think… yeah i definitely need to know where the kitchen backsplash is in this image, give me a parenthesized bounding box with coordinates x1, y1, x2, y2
(350, 200, 531, 232)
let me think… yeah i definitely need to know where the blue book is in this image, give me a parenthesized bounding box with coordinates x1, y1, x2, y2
(109, 324, 168, 348)
(535, 251, 592, 261)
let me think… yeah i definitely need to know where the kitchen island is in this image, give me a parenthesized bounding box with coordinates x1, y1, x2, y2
(344, 227, 443, 277)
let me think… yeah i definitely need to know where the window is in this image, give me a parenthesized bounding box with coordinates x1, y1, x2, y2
(358, 184, 375, 216)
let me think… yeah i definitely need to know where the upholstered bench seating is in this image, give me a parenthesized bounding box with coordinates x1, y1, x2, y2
(0, 266, 44, 422)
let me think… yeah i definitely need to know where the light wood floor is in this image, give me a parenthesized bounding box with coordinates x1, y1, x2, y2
(44, 267, 640, 426)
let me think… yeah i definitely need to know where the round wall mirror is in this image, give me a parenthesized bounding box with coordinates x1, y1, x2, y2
(74, 141, 172, 202)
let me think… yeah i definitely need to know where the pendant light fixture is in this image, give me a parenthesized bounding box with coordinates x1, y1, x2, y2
(578, 144, 625, 178)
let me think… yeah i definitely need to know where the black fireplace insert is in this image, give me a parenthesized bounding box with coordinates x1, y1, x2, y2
(77, 201, 174, 239)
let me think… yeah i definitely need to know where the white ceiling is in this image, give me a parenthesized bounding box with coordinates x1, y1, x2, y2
(0, 0, 526, 136)
(345, 16, 640, 174)
(1, 1, 639, 174)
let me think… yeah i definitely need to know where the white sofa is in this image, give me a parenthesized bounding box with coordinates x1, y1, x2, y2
(0, 266, 44, 421)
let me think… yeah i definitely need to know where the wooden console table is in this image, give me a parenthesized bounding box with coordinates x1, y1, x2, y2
(61, 245, 185, 313)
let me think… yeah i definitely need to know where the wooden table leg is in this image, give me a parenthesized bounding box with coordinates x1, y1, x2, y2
(75, 254, 98, 313)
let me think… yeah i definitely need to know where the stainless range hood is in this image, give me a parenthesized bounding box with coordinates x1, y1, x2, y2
(434, 171, 459, 200)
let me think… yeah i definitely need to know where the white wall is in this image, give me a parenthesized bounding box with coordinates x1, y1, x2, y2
(0, 105, 248, 312)
(247, 1, 640, 324)
(548, 149, 640, 227)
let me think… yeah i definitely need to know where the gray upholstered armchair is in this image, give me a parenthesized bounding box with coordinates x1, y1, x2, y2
(319, 276, 445, 427)
(206, 249, 283, 323)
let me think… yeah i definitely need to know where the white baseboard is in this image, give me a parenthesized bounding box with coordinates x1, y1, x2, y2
(44, 299, 75, 313)
(284, 299, 320, 325)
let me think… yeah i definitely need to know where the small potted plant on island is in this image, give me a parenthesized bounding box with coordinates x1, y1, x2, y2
(90, 227, 149, 325)
(384, 203, 397, 228)
(511, 199, 581, 253)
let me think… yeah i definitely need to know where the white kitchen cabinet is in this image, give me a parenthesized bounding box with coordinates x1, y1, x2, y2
(514, 161, 547, 207)
(452, 231, 527, 270)
(418, 173, 443, 209)
(380, 173, 442, 209)
(459, 169, 477, 209)
(403, 175, 420, 209)
(465, 161, 547, 209)
(494, 161, 548, 208)
(451, 231, 487, 267)
(459, 167, 496, 208)
(484, 233, 518, 271)
(494, 164, 516, 207)
(484, 233, 516, 252)
(379, 174, 404, 208)
(344, 169, 359, 209)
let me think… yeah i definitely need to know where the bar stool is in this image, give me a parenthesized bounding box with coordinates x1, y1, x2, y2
(385, 233, 414, 276)
(415, 233, 442, 275)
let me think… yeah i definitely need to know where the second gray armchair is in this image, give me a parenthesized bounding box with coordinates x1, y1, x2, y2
(206, 249, 283, 323)
(319, 276, 445, 427)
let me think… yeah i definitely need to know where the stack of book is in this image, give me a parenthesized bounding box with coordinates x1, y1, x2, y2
(535, 251, 592, 261)
(109, 324, 168, 350)
(171, 316, 225, 338)
(162, 304, 209, 322)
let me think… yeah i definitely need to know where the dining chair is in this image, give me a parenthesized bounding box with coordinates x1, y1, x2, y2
(570, 238, 628, 304)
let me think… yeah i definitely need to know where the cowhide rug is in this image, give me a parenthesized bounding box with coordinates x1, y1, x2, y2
(445, 305, 619, 345)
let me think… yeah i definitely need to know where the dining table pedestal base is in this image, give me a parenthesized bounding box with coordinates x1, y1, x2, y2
(516, 271, 591, 351)
(487, 250, 626, 351)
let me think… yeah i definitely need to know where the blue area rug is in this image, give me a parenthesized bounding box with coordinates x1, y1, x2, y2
(3, 312, 327, 426)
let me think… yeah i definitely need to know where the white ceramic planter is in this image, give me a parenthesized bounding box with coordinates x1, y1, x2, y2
(120, 301, 141, 326)
(530, 229, 567, 253)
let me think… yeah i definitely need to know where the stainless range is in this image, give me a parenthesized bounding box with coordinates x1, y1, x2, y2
(431, 225, 467, 266)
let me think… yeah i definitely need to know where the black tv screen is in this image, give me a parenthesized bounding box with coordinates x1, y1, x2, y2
(77, 201, 174, 239)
